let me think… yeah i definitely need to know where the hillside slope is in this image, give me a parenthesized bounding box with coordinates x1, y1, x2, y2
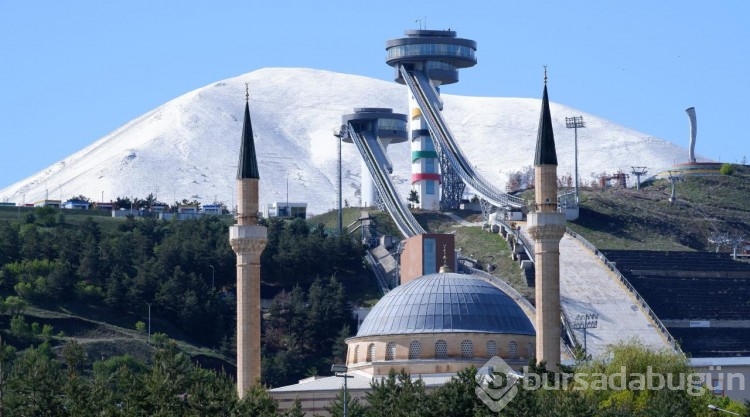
(568, 165, 750, 251)
(0, 68, 701, 216)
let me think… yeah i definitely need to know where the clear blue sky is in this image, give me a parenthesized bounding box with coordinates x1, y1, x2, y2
(1, 1, 747, 189)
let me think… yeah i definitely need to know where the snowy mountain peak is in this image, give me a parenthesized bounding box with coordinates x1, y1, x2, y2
(0, 68, 695, 215)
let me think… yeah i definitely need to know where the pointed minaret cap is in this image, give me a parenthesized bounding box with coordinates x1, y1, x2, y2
(534, 66, 558, 166)
(237, 83, 260, 179)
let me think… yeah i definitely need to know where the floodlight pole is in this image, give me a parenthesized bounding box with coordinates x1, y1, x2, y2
(332, 364, 353, 417)
(565, 116, 585, 203)
(572, 313, 598, 354)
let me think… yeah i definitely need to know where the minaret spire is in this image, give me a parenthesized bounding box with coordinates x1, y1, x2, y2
(237, 85, 260, 180)
(230, 86, 267, 398)
(527, 70, 566, 371)
(535, 68, 557, 167)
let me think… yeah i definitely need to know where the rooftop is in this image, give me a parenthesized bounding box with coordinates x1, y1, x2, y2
(355, 272, 535, 337)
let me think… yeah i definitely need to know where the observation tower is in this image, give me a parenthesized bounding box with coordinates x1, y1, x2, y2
(342, 108, 408, 208)
(385, 29, 477, 210)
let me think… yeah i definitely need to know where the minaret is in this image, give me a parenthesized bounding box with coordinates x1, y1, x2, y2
(527, 69, 566, 371)
(229, 84, 267, 397)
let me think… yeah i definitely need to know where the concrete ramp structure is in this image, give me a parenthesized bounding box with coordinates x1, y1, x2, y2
(520, 227, 673, 358)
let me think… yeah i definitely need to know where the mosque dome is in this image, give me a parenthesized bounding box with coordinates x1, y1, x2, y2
(357, 272, 535, 337)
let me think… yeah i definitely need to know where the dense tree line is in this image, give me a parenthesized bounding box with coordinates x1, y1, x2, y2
(262, 275, 354, 386)
(261, 217, 364, 289)
(0, 335, 746, 416)
(0, 208, 365, 353)
(0, 339, 306, 416)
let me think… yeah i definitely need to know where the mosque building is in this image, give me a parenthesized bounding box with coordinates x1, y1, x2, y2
(263, 73, 562, 415)
(269, 242, 536, 414)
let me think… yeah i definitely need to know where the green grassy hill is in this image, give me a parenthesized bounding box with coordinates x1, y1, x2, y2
(569, 165, 750, 251)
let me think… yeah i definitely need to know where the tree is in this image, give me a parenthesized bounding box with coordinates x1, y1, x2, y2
(232, 383, 281, 416)
(0, 337, 16, 414)
(407, 189, 420, 207)
(326, 388, 366, 417)
(0, 221, 20, 265)
(428, 367, 495, 417)
(3, 344, 64, 415)
(365, 369, 431, 417)
(1, 296, 27, 315)
(69, 194, 91, 203)
(284, 398, 306, 417)
(9, 315, 32, 340)
(61, 340, 87, 377)
(135, 321, 147, 333)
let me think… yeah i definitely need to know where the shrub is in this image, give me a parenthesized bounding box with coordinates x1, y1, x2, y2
(10, 315, 32, 339)
(135, 321, 146, 333)
(720, 163, 734, 175)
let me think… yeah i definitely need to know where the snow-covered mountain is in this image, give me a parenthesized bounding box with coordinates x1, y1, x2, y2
(0, 68, 702, 216)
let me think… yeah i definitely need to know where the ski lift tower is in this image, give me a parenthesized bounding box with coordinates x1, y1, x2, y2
(630, 166, 648, 190)
(667, 170, 684, 204)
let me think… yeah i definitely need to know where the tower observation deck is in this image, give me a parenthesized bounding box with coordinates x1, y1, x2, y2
(386, 30, 477, 85)
(386, 30, 477, 210)
(342, 108, 408, 208)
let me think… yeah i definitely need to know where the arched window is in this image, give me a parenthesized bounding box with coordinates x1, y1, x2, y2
(353, 345, 359, 363)
(486, 340, 497, 357)
(367, 343, 375, 362)
(385, 342, 396, 361)
(509, 341, 518, 359)
(527, 343, 534, 359)
(435, 340, 448, 359)
(460, 340, 474, 358)
(409, 341, 422, 360)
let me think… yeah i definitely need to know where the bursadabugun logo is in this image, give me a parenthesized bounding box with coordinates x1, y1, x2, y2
(475, 356, 523, 412)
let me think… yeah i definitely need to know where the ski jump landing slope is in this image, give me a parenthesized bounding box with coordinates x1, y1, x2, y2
(522, 227, 672, 358)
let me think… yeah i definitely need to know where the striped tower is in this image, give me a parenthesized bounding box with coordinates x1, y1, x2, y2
(229, 87, 267, 397)
(409, 102, 440, 210)
(527, 72, 566, 371)
(385, 30, 477, 211)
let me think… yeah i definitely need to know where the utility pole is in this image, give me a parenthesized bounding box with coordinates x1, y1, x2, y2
(565, 116, 585, 203)
(630, 166, 648, 190)
(146, 302, 152, 342)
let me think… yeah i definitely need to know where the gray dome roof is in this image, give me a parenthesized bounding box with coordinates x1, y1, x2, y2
(357, 273, 535, 337)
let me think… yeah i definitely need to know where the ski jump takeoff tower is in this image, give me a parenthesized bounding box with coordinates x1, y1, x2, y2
(229, 88, 267, 398)
(342, 108, 408, 208)
(385, 29, 477, 210)
(527, 73, 566, 371)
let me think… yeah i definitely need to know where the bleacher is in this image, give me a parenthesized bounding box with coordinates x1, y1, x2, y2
(601, 250, 750, 274)
(600, 250, 750, 357)
(669, 327, 750, 357)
